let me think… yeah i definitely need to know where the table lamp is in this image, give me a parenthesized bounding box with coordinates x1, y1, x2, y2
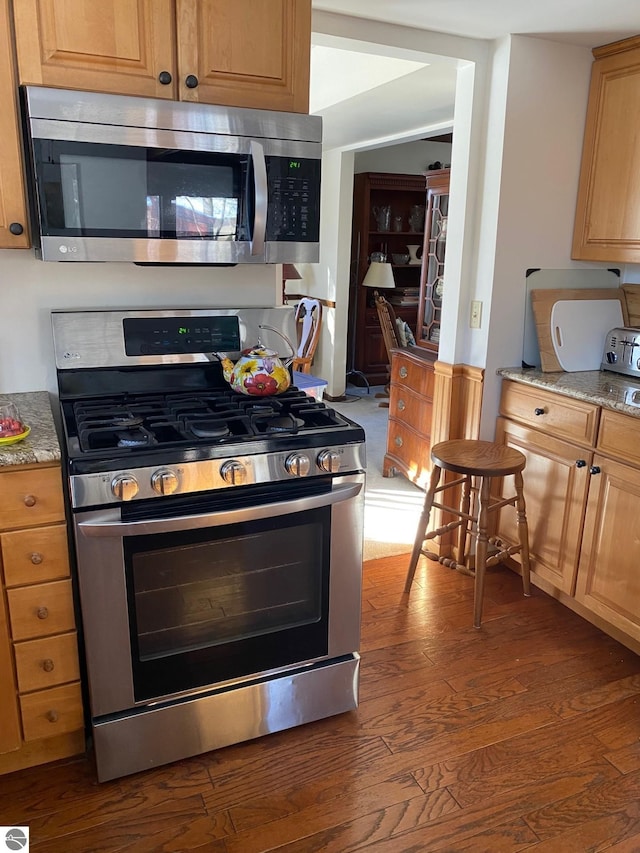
(361, 261, 395, 297)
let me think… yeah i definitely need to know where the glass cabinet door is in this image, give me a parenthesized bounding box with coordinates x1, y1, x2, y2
(418, 169, 450, 351)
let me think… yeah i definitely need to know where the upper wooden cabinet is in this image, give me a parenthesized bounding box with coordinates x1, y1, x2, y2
(12, 0, 311, 112)
(0, 0, 29, 248)
(572, 35, 640, 263)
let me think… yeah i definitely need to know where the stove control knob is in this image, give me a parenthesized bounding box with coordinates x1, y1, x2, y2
(285, 453, 311, 477)
(151, 468, 179, 495)
(220, 460, 247, 486)
(111, 474, 139, 502)
(317, 449, 341, 473)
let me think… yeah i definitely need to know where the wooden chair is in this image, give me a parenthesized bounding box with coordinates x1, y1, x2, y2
(292, 297, 322, 374)
(404, 439, 532, 628)
(374, 293, 402, 406)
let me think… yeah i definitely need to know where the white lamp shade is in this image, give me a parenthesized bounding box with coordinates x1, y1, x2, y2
(362, 261, 395, 289)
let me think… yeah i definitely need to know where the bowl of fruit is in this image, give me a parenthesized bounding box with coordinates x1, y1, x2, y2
(0, 400, 30, 445)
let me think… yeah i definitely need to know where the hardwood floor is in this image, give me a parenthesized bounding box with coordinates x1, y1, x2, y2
(2, 555, 640, 852)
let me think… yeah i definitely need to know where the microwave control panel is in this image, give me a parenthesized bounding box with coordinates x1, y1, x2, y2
(266, 156, 320, 242)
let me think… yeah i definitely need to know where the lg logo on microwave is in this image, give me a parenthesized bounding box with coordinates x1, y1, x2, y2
(58, 245, 78, 254)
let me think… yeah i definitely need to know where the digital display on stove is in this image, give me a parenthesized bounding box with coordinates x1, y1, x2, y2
(123, 316, 241, 356)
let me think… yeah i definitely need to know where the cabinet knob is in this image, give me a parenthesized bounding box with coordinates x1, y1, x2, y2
(185, 74, 199, 89)
(399, 366, 408, 379)
(158, 70, 172, 85)
(394, 436, 403, 447)
(575, 459, 587, 468)
(31, 552, 43, 565)
(46, 710, 59, 723)
(9, 222, 24, 235)
(534, 407, 545, 416)
(397, 399, 406, 411)
(590, 465, 601, 475)
(23, 495, 37, 507)
(36, 606, 49, 620)
(42, 658, 55, 672)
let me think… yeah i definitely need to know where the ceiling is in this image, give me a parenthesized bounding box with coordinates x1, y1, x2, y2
(310, 0, 640, 151)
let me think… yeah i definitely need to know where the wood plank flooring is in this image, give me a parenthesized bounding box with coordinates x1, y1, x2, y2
(2, 555, 640, 852)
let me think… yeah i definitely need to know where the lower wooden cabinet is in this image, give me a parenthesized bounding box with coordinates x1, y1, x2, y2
(0, 464, 85, 775)
(384, 347, 435, 487)
(495, 417, 591, 595)
(576, 454, 640, 642)
(496, 378, 640, 652)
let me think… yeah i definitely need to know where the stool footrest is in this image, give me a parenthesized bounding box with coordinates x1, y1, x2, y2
(422, 548, 475, 577)
(485, 543, 522, 568)
(424, 517, 467, 540)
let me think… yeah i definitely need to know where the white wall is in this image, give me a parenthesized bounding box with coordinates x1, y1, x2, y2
(0, 250, 279, 394)
(354, 140, 452, 174)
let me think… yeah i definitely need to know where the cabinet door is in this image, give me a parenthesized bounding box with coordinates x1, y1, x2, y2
(0, 585, 21, 754)
(576, 455, 640, 643)
(13, 0, 176, 98)
(496, 418, 591, 595)
(176, 0, 311, 112)
(0, 0, 29, 248)
(572, 37, 640, 263)
(417, 170, 449, 352)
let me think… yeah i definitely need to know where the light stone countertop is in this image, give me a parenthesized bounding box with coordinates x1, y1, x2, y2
(0, 391, 61, 467)
(497, 367, 640, 418)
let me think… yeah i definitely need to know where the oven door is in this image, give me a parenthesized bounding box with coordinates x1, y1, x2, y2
(73, 474, 364, 718)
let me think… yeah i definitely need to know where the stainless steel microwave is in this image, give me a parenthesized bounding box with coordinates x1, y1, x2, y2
(21, 86, 322, 264)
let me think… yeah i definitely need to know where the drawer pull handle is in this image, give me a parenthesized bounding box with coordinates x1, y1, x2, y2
(534, 408, 545, 416)
(46, 710, 59, 723)
(23, 495, 37, 507)
(31, 552, 43, 565)
(42, 659, 55, 672)
(37, 607, 49, 620)
(575, 460, 587, 468)
(590, 465, 601, 475)
(395, 436, 403, 447)
(397, 399, 406, 411)
(399, 367, 408, 379)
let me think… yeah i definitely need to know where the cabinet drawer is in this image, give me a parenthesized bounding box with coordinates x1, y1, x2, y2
(391, 353, 435, 398)
(7, 580, 75, 642)
(20, 682, 84, 742)
(0, 467, 65, 531)
(1, 524, 70, 588)
(499, 381, 599, 446)
(389, 385, 432, 431)
(14, 633, 80, 694)
(597, 409, 640, 465)
(387, 418, 431, 468)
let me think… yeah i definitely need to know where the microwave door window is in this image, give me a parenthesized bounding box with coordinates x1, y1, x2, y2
(33, 140, 247, 240)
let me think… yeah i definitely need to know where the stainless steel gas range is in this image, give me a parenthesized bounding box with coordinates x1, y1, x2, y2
(52, 308, 365, 782)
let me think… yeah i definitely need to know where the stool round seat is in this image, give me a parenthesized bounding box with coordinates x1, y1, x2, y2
(406, 438, 531, 628)
(431, 439, 526, 478)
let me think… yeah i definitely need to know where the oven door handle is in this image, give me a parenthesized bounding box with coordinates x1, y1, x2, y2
(77, 482, 362, 537)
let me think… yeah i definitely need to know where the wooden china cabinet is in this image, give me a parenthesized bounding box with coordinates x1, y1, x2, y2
(417, 168, 450, 352)
(383, 169, 450, 486)
(349, 172, 424, 385)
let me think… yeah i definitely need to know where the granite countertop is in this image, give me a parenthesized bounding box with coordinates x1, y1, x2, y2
(497, 367, 640, 418)
(0, 391, 61, 467)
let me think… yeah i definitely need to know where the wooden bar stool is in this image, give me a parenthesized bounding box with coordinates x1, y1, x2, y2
(404, 439, 531, 627)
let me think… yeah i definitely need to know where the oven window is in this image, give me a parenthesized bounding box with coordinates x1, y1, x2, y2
(33, 139, 247, 240)
(125, 506, 330, 701)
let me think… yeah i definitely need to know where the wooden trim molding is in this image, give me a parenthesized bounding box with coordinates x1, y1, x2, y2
(432, 361, 485, 445)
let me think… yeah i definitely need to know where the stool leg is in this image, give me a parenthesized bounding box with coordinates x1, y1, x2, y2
(457, 474, 472, 566)
(514, 470, 531, 597)
(473, 475, 491, 628)
(405, 464, 441, 593)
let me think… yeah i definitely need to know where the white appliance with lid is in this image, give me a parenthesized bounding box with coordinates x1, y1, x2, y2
(602, 327, 640, 378)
